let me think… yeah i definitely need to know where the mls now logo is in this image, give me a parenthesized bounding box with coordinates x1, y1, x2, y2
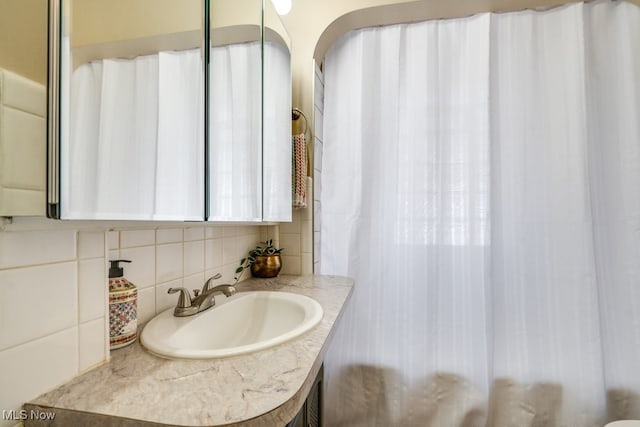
(2, 409, 56, 421)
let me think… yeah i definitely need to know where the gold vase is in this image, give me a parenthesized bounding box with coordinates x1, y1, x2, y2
(250, 254, 282, 278)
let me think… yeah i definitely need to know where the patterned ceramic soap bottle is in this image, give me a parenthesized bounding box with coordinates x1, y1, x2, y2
(108, 259, 137, 349)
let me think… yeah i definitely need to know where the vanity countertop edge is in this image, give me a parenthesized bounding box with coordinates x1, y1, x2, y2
(24, 274, 354, 427)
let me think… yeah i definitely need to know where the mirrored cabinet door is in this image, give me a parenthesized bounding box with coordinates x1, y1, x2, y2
(47, 0, 292, 223)
(51, 0, 205, 220)
(208, 0, 263, 221)
(0, 0, 47, 216)
(262, 0, 292, 222)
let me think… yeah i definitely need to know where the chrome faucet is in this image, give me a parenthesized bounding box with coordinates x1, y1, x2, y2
(167, 273, 236, 317)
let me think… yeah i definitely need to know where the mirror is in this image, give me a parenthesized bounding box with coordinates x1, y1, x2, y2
(208, 0, 263, 221)
(51, 0, 205, 220)
(207, 0, 292, 222)
(262, 0, 292, 222)
(47, 0, 292, 222)
(0, 0, 47, 216)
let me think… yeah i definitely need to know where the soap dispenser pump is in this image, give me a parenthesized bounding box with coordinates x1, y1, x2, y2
(108, 259, 137, 349)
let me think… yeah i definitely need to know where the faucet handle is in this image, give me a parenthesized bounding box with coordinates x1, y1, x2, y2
(168, 287, 192, 308)
(202, 273, 222, 292)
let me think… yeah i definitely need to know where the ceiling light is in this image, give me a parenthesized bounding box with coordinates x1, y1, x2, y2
(272, 0, 292, 15)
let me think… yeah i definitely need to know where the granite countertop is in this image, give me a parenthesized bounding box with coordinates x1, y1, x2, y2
(25, 275, 353, 427)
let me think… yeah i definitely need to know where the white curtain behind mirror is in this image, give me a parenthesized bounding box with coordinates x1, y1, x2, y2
(208, 41, 262, 221)
(61, 47, 203, 220)
(321, 1, 640, 426)
(155, 50, 204, 220)
(263, 41, 292, 222)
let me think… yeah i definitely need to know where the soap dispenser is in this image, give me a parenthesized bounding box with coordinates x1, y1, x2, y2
(108, 259, 137, 349)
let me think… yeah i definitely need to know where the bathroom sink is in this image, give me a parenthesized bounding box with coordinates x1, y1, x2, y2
(140, 291, 323, 359)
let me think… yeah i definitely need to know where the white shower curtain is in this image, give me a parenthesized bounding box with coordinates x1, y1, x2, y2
(320, 2, 640, 426)
(209, 41, 262, 221)
(62, 48, 204, 220)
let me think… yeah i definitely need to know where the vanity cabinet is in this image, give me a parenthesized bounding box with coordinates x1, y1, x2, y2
(24, 277, 354, 427)
(287, 365, 323, 427)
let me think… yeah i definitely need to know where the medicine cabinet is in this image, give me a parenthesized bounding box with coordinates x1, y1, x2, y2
(0, 0, 47, 216)
(44, 0, 292, 222)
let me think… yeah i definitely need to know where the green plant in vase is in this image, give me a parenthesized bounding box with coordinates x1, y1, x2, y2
(234, 239, 284, 282)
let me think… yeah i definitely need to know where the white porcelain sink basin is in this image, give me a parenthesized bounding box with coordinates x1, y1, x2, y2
(140, 291, 323, 359)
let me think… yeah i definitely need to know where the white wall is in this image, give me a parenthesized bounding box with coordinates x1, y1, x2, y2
(0, 0, 47, 85)
(0, 219, 270, 427)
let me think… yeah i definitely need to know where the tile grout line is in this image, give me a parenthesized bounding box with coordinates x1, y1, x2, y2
(0, 324, 79, 355)
(75, 229, 80, 376)
(104, 230, 110, 362)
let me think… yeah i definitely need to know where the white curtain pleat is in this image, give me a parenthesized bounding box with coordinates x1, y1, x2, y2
(209, 42, 262, 221)
(156, 50, 204, 220)
(321, 1, 640, 426)
(97, 56, 159, 217)
(63, 48, 203, 220)
(323, 14, 492, 427)
(490, 4, 604, 425)
(65, 60, 102, 215)
(585, 1, 640, 417)
(262, 41, 292, 221)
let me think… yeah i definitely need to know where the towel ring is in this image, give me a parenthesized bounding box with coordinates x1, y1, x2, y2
(292, 108, 308, 137)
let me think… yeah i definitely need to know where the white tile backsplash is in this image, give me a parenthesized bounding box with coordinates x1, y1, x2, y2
(280, 233, 301, 257)
(108, 249, 120, 262)
(0, 327, 77, 427)
(313, 138, 323, 173)
(137, 286, 156, 324)
(184, 226, 205, 241)
(107, 231, 119, 250)
(78, 231, 105, 259)
(314, 202, 321, 232)
(220, 262, 240, 284)
(156, 228, 183, 244)
(313, 64, 323, 274)
(205, 238, 223, 270)
(314, 231, 321, 263)
(119, 246, 156, 289)
(314, 106, 324, 141)
(0, 262, 77, 351)
(184, 241, 205, 275)
(280, 212, 301, 234)
(281, 255, 301, 276)
(184, 272, 205, 292)
(156, 243, 183, 283)
(222, 236, 243, 265)
(79, 318, 106, 372)
(206, 226, 222, 239)
(0, 230, 76, 269)
(0, 222, 271, 420)
(301, 221, 313, 253)
(78, 258, 106, 323)
(302, 253, 313, 275)
(120, 229, 155, 248)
